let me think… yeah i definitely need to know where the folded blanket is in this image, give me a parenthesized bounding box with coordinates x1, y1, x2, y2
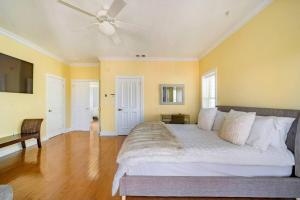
(117, 121, 183, 164)
(113, 121, 183, 195)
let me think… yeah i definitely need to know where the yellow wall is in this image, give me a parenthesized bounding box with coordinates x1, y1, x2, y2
(0, 35, 70, 139)
(70, 66, 100, 80)
(199, 0, 300, 109)
(100, 60, 200, 132)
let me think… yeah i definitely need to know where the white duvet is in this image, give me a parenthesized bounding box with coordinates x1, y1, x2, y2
(112, 123, 295, 195)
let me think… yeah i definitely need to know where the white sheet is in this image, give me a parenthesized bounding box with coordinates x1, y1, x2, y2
(113, 124, 295, 195)
(127, 162, 293, 177)
(163, 124, 294, 166)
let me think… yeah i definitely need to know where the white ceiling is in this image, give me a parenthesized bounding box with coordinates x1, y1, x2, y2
(0, 0, 271, 63)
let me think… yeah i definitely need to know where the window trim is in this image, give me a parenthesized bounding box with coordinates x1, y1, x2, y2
(201, 69, 217, 108)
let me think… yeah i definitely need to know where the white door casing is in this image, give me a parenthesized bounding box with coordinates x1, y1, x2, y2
(46, 74, 66, 139)
(71, 80, 99, 131)
(116, 76, 144, 135)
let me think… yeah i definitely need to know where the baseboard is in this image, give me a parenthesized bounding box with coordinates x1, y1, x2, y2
(0, 137, 47, 158)
(64, 127, 73, 133)
(100, 130, 117, 136)
(66, 128, 92, 132)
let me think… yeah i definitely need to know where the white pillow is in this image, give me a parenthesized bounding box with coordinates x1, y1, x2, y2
(270, 116, 295, 149)
(219, 110, 256, 145)
(246, 116, 276, 151)
(212, 111, 227, 131)
(197, 108, 217, 131)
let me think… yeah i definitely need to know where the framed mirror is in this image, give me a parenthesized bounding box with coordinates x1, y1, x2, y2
(160, 84, 184, 105)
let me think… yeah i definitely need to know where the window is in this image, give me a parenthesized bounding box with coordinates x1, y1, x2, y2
(202, 70, 217, 108)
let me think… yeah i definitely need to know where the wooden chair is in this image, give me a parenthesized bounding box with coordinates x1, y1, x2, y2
(0, 119, 43, 149)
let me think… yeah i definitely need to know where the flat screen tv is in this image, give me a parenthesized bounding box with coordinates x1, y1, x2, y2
(0, 53, 33, 94)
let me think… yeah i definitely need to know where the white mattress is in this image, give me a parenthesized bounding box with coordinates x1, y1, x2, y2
(127, 162, 292, 177)
(125, 124, 294, 177)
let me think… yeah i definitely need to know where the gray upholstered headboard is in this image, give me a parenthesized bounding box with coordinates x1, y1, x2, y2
(217, 106, 300, 177)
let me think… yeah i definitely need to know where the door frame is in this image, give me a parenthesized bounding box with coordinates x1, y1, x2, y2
(45, 74, 66, 139)
(115, 76, 144, 134)
(71, 79, 100, 131)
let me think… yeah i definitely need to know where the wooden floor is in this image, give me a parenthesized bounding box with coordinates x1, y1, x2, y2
(0, 132, 292, 200)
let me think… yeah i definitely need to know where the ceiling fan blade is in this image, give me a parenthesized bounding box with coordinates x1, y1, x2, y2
(111, 32, 122, 45)
(58, 0, 97, 18)
(107, 0, 127, 17)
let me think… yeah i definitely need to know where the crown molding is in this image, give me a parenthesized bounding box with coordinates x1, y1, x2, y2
(98, 56, 199, 62)
(69, 62, 100, 67)
(0, 26, 66, 63)
(198, 0, 273, 60)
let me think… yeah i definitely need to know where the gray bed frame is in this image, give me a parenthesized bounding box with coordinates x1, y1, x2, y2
(119, 106, 300, 199)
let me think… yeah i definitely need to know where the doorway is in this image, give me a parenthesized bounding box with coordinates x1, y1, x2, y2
(71, 80, 99, 131)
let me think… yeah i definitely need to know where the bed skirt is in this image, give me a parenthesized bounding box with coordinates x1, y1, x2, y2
(120, 175, 300, 198)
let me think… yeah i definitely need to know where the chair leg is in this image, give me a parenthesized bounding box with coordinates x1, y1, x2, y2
(37, 149, 41, 164)
(21, 141, 26, 149)
(37, 137, 42, 148)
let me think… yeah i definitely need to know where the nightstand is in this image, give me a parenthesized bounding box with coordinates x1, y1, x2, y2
(161, 114, 190, 124)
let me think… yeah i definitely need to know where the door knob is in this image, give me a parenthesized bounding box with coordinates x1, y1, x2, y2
(118, 108, 122, 111)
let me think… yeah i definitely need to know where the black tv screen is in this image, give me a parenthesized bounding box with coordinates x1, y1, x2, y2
(0, 53, 33, 94)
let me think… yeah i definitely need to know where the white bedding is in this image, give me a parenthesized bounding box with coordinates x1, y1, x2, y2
(112, 124, 295, 195)
(127, 162, 292, 177)
(163, 124, 294, 166)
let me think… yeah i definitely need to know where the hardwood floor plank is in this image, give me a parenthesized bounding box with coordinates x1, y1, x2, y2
(0, 132, 293, 200)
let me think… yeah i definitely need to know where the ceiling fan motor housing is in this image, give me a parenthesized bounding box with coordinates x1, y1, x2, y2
(98, 21, 116, 35)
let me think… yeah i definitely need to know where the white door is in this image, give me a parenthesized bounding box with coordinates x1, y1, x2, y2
(72, 80, 99, 131)
(46, 75, 65, 138)
(116, 77, 143, 135)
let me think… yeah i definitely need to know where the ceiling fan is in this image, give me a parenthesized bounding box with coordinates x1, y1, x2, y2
(58, 0, 129, 44)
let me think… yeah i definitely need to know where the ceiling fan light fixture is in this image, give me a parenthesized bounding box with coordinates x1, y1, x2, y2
(98, 21, 115, 36)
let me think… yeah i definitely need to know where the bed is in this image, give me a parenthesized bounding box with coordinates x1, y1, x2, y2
(114, 106, 300, 199)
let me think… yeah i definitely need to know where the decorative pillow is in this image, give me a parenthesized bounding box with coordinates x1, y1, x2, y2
(270, 117, 295, 149)
(219, 110, 256, 145)
(212, 111, 227, 131)
(197, 108, 217, 131)
(246, 116, 276, 151)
